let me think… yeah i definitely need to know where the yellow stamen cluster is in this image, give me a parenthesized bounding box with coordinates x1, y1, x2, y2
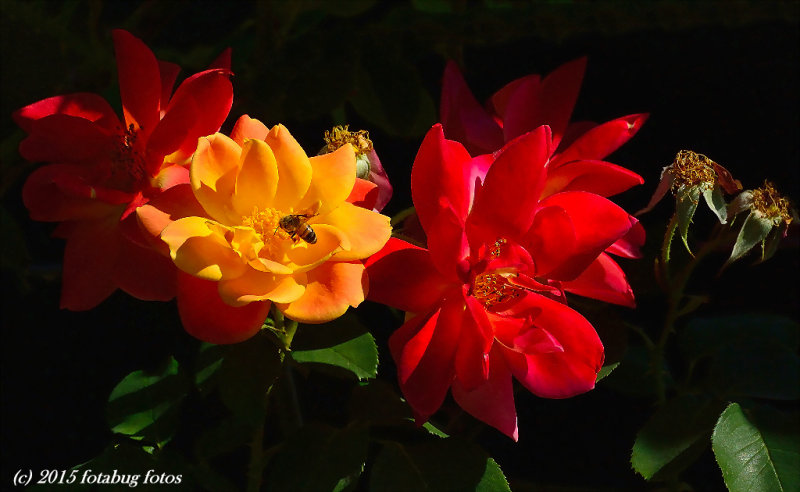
(751, 180, 794, 226)
(324, 125, 373, 156)
(242, 206, 290, 241)
(670, 150, 718, 193)
(472, 273, 523, 308)
(108, 123, 146, 192)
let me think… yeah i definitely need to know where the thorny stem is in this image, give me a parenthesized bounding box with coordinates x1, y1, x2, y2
(652, 223, 728, 405)
(246, 307, 300, 492)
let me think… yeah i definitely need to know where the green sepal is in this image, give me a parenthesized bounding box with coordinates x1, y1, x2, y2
(702, 183, 728, 224)
(726, 212, 773, 265)
(106, 356, 190, 448)
(759, 222, 786, 263)
(712, 402, 800, 492)
(596, 362, 620, 382)
(676, 185, 701, 255)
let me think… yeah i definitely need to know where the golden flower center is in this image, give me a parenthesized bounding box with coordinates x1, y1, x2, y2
(108, 123, 147, 193)
(242, 206, 291, 241)
(472, 273, 524, 308)
(751, 180, 794, 226)
(670, 150, 717, 192)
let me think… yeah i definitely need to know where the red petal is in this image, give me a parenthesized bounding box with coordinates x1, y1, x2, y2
(346, 178, 379, 210)
(468, 126, 552, 244)
(365, 238, 453, 314)
(503, 57, 586, 149)
(113, 237, 177, 301)
(551, 113, 648, 166)
(452, 347, 518, 441)
(562, 253, 635, 307)
(490, 75, 537, 121)
(208, 47, 232, 71)
(157, 61, 181, 113)
(411, 125, 474, 280)
(532, 191, 635, 280)
(454, 295, 494, 390)
(13, 93, 119, 132)
(524, 205, 577, 277)
(390, 295, 463, 420)
(440, 61, 504, 155)
(113, 30, 161, 137)
(18, 114, 112, 163)
(165, 69, 233, 160)
(606, 220, 645, 259)
(541, 159, 644, 198)
(59, 218, 121, 310)
(365, 149, 393, 212)
(498, 292, 603, 399)
(22, 164, 125, 222)
(147, 91, 197, 161)
(177, 272, 269, 344)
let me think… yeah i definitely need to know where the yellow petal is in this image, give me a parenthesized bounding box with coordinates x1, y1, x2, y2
(218, 268, 307, 306)
(277, 261, 366, 323)
(232, 139, 279, 215)
(296, 144, 356, 216)
(161, 216, 246, 280)
(265, 125, 313, 212)
(285, 224, 351, 273)
(190, 134, 242, 224)
(231, 115, 268, 146)
(319, 202, 391, 261)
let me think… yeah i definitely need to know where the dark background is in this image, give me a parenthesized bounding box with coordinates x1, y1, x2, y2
(1, 1, 798, 490)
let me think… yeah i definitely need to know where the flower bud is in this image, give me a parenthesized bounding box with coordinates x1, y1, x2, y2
(320, 125, 393, 211)
(727, 180, 797, 264)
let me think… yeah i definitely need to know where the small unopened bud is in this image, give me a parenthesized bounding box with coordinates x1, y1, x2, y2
(320, 125, 392, 212)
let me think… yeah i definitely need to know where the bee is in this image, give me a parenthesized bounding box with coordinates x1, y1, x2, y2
(277, 212, 318, 244)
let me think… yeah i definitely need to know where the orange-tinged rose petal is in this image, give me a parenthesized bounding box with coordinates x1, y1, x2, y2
(265, 124, 312, 211)
(250, 256, 293, 275)
(231, 114, 268, 146)
(318, 202, 391, 261)
(218, 268, 306, 306)
(285, 224, 350, 272)
(296, 145, 356, 215)
(277, 261, 366, 323)
(232, 139, 279, 215)
(162, 216, 246, 280)
(191, 134, 242, 224)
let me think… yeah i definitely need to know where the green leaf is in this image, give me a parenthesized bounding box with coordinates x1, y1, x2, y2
(596, 362, 620, 382)
(632, 395, 724, 479)
(263, 423, 368, 491)
(681, 315, 800, 400)
(370, 437, 510, 491)
(702, 183, 728, 224)
(727, 212, 773, 265)
(194, 342, 229, 394)
(349, 380, 411, 425)
(712, 402, 800, 492)
(218, 334, 283, 425)
(676, 185, 701, 255)
(291, 313, 378, 380)
(106, 356, 190, 446)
